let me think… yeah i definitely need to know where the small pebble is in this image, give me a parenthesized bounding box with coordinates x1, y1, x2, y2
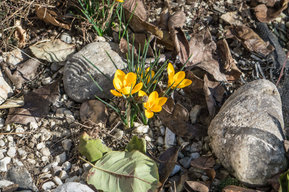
(15, 127, 25, 136)
(42, 77, 52, 85)
(13, 158, 24, 167)
(179, 157, 193, 169)
(5, 125, 11, 131)
(53, 176, 63, 185)
(134, 124, 149, 134)
(18, 148, 27, 158)
(0, 157, 11, 172)
(144, 135, 152, 142)
(53, 166, 62, 174)
(0, 140, 5, 147)
(27, 159, 36, 164)
(62, 139, 72, 151)
(157, 137, 164, 145)
(39, 173, 52, 179)
(55, 152, 66, 164)
(37, 142, 46, 150)
(42, 181, 56, 191)
(59, 170, 69, 180)
(159, 126, 165, 136)
(7, 147, 16, 158)
(165, 128, 176, 148)
(170, 165, 181, 176)
(7, 136, 13, 142)
(82, 163, 92, 172)
(114, 129, 124, 140)
(41, 147, 51, 156)
(62, 161, 71, 171)
(190, 152, 200, 159)
(60, 32, 72, 44)
(41, 156, 49, 162)
(29, 122, 38, 129)
(0, 152, 4, 159)
(42, 162, 58, 173)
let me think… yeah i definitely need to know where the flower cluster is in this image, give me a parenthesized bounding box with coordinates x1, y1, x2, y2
(110, 63, 192, 119)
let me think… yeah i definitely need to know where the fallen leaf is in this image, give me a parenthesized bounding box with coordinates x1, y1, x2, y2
(231, 25, 274, 56)
(184, 181, 210, 192)
(131, 33, 154, 57)
(125, 135, 146, 154)
(79, 132, 111, 162)
(119, 38, 137, 55)
(168, 10, 186, 29)
(0, 97, 24, 109)
(30, 39, 75, 62)
(35, 6, 70, 30)
(220, 12, 243, 26)
(14, 20, 27, 48)
(267, 173, 282, 191)
(217, 39, 243, 81)
(80, 100, 107, 124)
(2, 59, 41, 89)
(190, 155, 216, 180)
(173, 28, 191, 64)
(5, 82, 60, 125)
(158, 146, 180, 185)
(159, 7, 170, 29)
(222, 185, 257, 192)
(203, 75, 216, 117)
(159, 98, 207, 138)
(254, 0, 289, 23)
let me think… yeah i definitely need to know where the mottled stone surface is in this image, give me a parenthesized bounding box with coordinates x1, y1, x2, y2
(54, 182, 94, 192)
(0, 71, 13, 105)
(208, 79, 287, 185)
(63, 42, 126, 102)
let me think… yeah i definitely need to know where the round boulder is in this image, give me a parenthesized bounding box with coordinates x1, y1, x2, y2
(208, 79, 287, 185)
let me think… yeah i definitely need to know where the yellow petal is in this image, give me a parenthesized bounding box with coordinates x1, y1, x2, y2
(110, 90, 122, 97)
(167, 63, 175, 86)
(124, 72, 136, 88)
(121, 87, 132, 95)
(174, 71, 185, 84)
(113, 77, 123, 91)
(158, 97, 167, 106)
(145, 109, 154, 119)
(148, 91, 158, 104)
(115, 69, 125, 81)
(177, 79, 192, 88)
(138, 90, 147, 97)
(151, 105, 162, 112)
(131, 83, 143, 94)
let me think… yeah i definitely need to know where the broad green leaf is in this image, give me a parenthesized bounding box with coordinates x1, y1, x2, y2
(279, 169, 289, 192)
(125, 135, 146, 154)
(87, 150, 159, 192)
(78, 132, 111, 162)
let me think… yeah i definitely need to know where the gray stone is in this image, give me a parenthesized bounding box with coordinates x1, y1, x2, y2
(62, 139, 72, 151)
(0, 118, 4, 129)
(62, 161, 71, 171)
(208, 79, 287, 186)
(0, 157, 11, 172)
(7, 166, 38, 191)
(55, 152, 66, 164)
(7, 147, 16, 158)
(0, 71, 13, 105)
(42, 181, 56, 191)
(53, 176, 63, 186)
(179, 157, 193, 169)
(54, 182, 94, 192)
(60, 33, 72, 44)
(63, 41, 126, 102)
(0, 179, 14, 188)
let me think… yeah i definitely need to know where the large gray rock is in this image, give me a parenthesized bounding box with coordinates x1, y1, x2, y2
(208, 79, 287, 186)
(0, 71, 13, 105)
(63, 42, 126, 102)
(54, 182, 94, 192)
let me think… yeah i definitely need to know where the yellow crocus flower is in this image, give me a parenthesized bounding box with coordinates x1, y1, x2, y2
(110, 69, 143, 97)
(115, 0, 124, 2)
(138, 91, 167, 119)
(167, 63, 192, 89)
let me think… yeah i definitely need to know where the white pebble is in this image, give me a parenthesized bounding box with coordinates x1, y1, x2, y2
(7, 147, 16, 157)
(0, 152, 4, 159)
(134, 124, 149, 134)
(37, 142, 46, 150)
(62, 161, 71, 171)
(159, 126, 165, 136)
(29, 122, 38, 129)
(114, 129, 124, 140)
(144, 135, 152, 142)
(190, 152, 200, 159)
(5, 125, 11, 131)
(42, 162, 58, 173)
(27, 159, 36, 164)
(39, 173, 52, 179)
(13, 158, 24, 166)
(18, 148, 27, 157)
(0, 157, 11, 172)
(0, 140, 5, 147)
(7, 136, 13, 142)
(41, 156, 49, 162)
(15, 127, 25, 137)
(59, 170, 68, 180)
(42, 181, 56, 191)
(165, 128, 176, 148)
(62, 139, 72, 151)
(53, 176, 63, 185)
(42, 77, 52, 85)
(53, 166, 62, 174)
(157, 137, 164, 145)
(55, 152, 66, 164)
(41, 147, 51, 156)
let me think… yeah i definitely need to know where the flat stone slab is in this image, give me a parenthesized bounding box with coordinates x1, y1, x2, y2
(208, 79, 287, 185)
(63, 41, 126, 102)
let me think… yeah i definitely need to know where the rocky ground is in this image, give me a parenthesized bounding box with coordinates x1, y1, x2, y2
(1, 0, 289, 192)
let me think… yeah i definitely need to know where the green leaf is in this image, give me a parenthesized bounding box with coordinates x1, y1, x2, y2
(125, 135, 146, 154)
(78, 132, 111, 162)
(87, 151, 159, 192)
(279, 169, 289, 192)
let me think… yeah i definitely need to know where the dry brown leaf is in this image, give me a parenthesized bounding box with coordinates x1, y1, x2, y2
(35, 6, 70, 30)
(203, 75, 216, 117)
(220, 12, 243, 26)
(159, 98, 207, 138)
(14, 20, 27, 48)
(217, 39, 243, 81)
(190, 155, 216, 180)
(29, 39, 75, 62)
(119, 38, 137, 55)
(158, 146, 180, 186)
(172, 28, 190, 64)
(251, 0, 277, 7)
(159, 7, 170, 29)
(131, 33, 154, 57)
(222, 185, 257, 192)
(184, 181, 210, 192)
(80, 100, 107, 124)
(5, 82, 60, 125)
(231, 25, 274, 56)
(123, 0, 147, 21)
(254, 0, 289, 22)
(168, 10, 186, 29)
